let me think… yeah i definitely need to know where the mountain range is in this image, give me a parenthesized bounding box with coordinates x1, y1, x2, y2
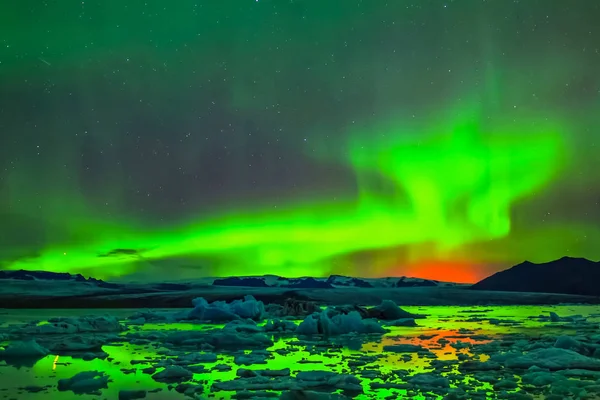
(0, 257, 598, 308)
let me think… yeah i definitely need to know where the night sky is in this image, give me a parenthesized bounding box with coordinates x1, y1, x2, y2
(1, 0, 599, 282)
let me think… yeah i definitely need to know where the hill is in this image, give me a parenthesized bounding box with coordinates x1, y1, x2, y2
(471, 257, 600, 297)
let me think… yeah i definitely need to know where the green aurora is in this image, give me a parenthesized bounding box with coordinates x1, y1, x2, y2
(1, 1, 599, 282)
(0, 101, 577, 281)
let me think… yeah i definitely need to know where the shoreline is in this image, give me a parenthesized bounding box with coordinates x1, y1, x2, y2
(2, 285, 600, 309)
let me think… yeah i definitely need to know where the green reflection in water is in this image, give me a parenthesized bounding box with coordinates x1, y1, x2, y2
(1, 305, 598, 399)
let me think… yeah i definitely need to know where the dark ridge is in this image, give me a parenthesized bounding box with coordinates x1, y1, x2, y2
(0, 270, 83, 281)
(213, 277, 269, 287)
(280, 290, 312, 302)
(287, 277, 334, 289)
(0, 269, 122, 289)
(2, 286, 600, 309)
(395, 276, 438, 288)
(471, 256, 600, 296)
(326, 275, 373, 288)
(95, 281, 121, 289)
(153, 283, 191, 291)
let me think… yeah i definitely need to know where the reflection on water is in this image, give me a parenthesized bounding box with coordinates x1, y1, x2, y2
(1, 305, 598, 399)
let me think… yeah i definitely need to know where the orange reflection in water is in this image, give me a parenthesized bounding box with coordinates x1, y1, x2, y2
(362, 328, 493, 369)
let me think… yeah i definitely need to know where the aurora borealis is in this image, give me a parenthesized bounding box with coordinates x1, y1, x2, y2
(0, 1, 599, 282)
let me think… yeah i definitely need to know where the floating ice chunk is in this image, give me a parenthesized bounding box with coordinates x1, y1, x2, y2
(264, 319, 298, 333)
(224, 319, 264, 333)
(296, 314, 319, 335)
(57, 371, 109, 395)
(180, 295, 265, 322)
(493, 378, 518, 390)
(152, 366, 194, 383)
(408, 373, 450, 388)
(280, 390, 348, 400)
(0, 339, 49, 358)
(542, 312, 587, 324)
(82, 351, 108, 361)
(45, 335, 107, 352)
(211, 377, 295, 392)
(128, 310, 172, 322)
(230, 295, 265, 319)
(521, 370, 565, 386)
(19, 315, 123, 334)
(173, 382, 204, 396)
(237, 368, 291, 377)
(504, 348, 600, 370)
(177, 352, 218, 364)
(368, 300, 425, 320)
(234, 351, 269, 365)
(330, 311, 385, 334)
(296, 309, 385, 336)
(212, 371, 362, 393)
(383, 344, 430, 354)
(296, 371, 363, 393)
(163, 328, 273, 350)
(459, 360, 502, 371)
(553, 335, 595, 355)
(296, 371, 339, 381)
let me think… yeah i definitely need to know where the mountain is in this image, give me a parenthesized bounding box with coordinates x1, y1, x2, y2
(471, 257, 600, 296)
(213, 277, 269, 287)
(2, 267, 600, 308)
(326, 275, 373, 288)
(0, 269, 120, 289)
(212, 276, 334, 289)
(394, 276, 437, 288)
(210, 275, 444, 289)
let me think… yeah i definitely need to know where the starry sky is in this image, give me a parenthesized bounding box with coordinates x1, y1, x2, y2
(0, 0, 599, 282)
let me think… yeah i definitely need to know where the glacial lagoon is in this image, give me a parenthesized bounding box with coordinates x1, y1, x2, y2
(1, 304, 600, 399)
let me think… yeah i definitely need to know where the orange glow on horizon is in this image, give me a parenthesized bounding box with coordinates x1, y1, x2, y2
(394, 260, 484, 284)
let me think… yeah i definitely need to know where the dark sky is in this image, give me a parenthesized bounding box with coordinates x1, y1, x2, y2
(0, 0, 599, 282)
